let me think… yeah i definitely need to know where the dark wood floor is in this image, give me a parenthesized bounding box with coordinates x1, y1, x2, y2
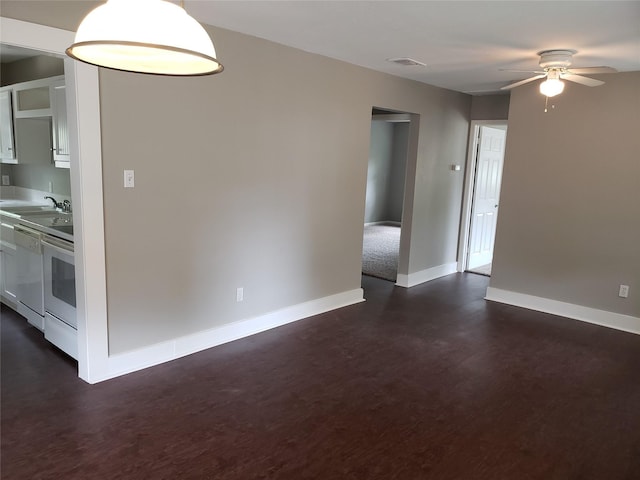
(2, 273, 640, 479)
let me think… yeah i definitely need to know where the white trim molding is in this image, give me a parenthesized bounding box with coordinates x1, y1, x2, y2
(457, 120, 508, 273)
(396, 262, 457, 288)
(486, 287, 640, 335)
(103, 288, 365, 382)
(1, 17, 109, 384)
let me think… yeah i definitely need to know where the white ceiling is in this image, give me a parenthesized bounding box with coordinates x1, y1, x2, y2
(187, 0, 640, 95)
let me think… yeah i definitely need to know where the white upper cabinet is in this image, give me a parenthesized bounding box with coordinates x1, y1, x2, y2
(0, 75, 69, 168)
(0, 88, 17, 163)
(50, 79, 70, 168)
(12, 77, 55, 118)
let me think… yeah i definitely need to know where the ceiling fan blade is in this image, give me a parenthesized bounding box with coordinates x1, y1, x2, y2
(562, 74, 605, 87)
(499, 69, 545, 74)
(566, 66, 617, 75)
(500, 74, 546, 90)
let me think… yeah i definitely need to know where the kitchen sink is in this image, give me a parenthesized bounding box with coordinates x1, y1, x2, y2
(22, 212, 73, 226)
(49, 225, 74, 235)
(18, 211, 74, 239)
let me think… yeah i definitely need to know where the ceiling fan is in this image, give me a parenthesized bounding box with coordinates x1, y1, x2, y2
(501, 50, 617, 97)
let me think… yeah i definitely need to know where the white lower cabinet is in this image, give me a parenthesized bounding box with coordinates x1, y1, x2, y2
(1, 217, 18, 308)
(0, 246, 18, 308)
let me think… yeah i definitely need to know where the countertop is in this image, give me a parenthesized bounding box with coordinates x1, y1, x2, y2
(0, 199, 49, 209)
(0, 201, 74, 243)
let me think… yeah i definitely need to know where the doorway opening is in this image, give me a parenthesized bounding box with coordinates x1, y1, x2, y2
(458, 121, 507, 277)
(3, 18, 108, 383)
(362, 108, 412, 283)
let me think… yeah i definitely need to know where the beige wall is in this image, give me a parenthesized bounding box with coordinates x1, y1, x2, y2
(491, 72, 640, 317)
(1, 3, 471, 354)
(365, 120, 409, 224)
(99, 27, 470, 353)
(0, 54, 64, 86)
(470, 94, 510, 120)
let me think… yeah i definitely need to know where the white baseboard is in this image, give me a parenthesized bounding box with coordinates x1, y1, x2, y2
(1, 294, 17, 311)
(105, 288, 365, 380)
(485, 287, 640, 335)
(396, 262, 458, 288)
(17, 302, 45, 331)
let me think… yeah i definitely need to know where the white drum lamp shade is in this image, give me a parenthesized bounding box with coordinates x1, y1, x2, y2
(66, 0, 223, 76)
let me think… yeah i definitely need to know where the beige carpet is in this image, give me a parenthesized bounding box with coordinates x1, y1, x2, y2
(362, 223, 400, 282)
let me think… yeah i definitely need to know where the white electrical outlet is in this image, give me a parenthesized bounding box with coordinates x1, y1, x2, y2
(618, 285, 629, 298)
(48, 181, 53, 192)
(1, 175, 9, 186)
(124, 170, 135, 188)
(236, 287, 244, 302)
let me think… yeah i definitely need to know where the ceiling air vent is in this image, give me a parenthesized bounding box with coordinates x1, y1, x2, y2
(386, 57, 426, 67)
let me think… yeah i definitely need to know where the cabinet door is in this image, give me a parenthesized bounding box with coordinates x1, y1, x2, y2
(14, 117, 53, 165)
(51, 80, 70, 167)
(0, 219, 18, 307)
(13, 80, 51, 118)
(0, 89, 17, 162)
(1, 248, 18, 306)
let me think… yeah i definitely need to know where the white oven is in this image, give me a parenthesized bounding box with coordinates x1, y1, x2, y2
(42, 234, 77, 359)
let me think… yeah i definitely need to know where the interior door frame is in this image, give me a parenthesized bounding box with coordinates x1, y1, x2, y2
(457, 120, 507, 273)
(364, 108, 420, 288)
(1, 17, 110, 383)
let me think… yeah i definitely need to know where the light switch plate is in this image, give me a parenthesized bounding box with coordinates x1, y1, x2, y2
(124, 170, 135, 188)
(1, 175, 10, 186)
(619, 285, 629, 298)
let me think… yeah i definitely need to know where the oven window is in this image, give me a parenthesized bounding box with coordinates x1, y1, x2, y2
(52, 257, 76, 308)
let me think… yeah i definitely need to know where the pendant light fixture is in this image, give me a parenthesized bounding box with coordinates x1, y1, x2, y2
(66, 0, 223, 76)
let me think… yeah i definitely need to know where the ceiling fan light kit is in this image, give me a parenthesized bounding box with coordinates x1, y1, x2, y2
(539, 79, 564, 97)
(539, 70, 564, 97)
(501, 49, 616, 98)
(66, 0, 224, 76)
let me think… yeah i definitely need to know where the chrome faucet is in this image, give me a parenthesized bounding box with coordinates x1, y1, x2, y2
(45, 196, 62, 209)
(45, 196, 72, 213)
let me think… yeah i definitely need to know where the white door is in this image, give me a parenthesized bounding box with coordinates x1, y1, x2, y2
(467, 126, 506, 271)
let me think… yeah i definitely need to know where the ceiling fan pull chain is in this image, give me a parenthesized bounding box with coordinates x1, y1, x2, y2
(544, 96, 557, 113)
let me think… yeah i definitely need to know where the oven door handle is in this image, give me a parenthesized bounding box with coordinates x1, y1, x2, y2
(41, 236, 74, 255)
